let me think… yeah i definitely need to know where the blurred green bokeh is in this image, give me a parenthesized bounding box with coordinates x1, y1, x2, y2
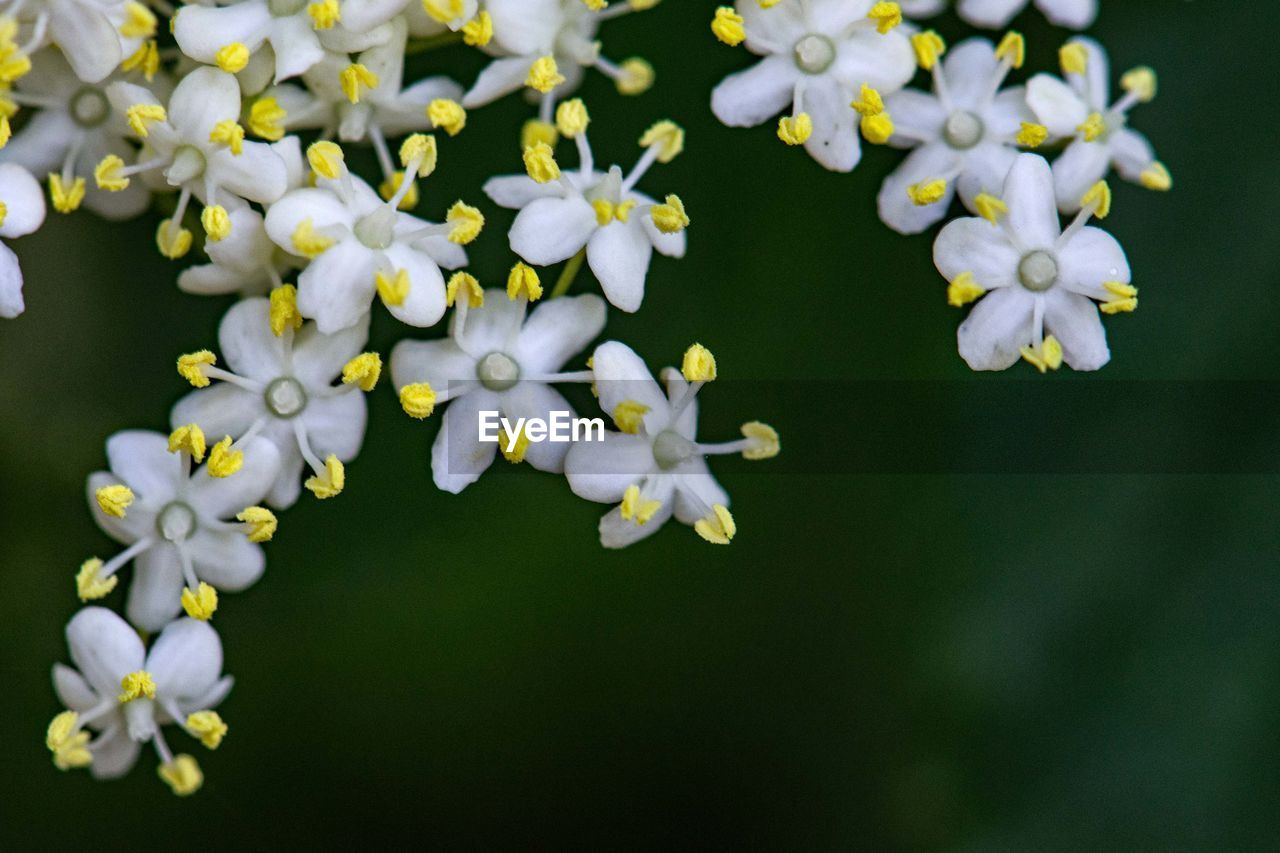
(3, 2, 1278, 848)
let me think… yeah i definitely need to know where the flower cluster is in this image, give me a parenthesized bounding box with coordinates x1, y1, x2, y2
(711, 0, 1166, 371)
(21, 0, 785, 795)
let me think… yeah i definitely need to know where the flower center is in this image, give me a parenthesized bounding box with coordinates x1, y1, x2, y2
(943, 111, 985, 150)
(793, 34, 836, 75)
(168, 145, 206, 185)
(157, 502, 196, 542)
(476, 352, 520, 392)
(1018, 251, 1059, 292)
(268, 0, 307, 15)
(69, 87, 109, 128)
(354, 206, 396, 250)
(264, 377, 307, 418)
(652, 430, 696, 471)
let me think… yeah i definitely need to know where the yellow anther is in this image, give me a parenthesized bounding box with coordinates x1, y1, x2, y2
(236, 506, 277, 542)
(639, 120, 684, 163)
(158, 754, 203, 797)
(620, 484, 663, 525)
(207, 436, 243, 478)
(422, 0, 465, 23)
(1100, 281, 1138, 314)
(912, 30, 946, 70)
(209, 119, 245, 155)
(526, 55, 565, 93)
(340, 63, 378, 104)
(1121, 66, 1157, 102)
(523, 141, 561, 183)
(168, 423, 207, 462)
(446, 201, 484, 244)
(156, 219, 193, 259)
(378, 172, 419, 210)
(507, 261, 543, 301)
(629, 0, 661, 9)
(582, 0, 607, 10)
(615, 199, 636, 222)
(592, 198, 617, 226)
(867, 2, 902, 34)
(682, 343, 717, 382)
(996, 31, 1025, 68)
(651, 194, 689, 234)
(181, 582, 219, 620)
(375, 268, 410, 306)
(291, 218, 335, 258)
(1059, 42, 1088, 75)
(1016, 122, 1049, 148)
(201, 204, 231, 241)
(47, 710, 79, 751)
(0, 51, 30, 85)
(522, 119, 559, 150)
(96, 484, 135, 518)
(499, 425, 530, 464)
(399, 133, 438, 177)
(76, 558, 118, 601)
(48, 174, 85, 213)
(974, 193, 1008, 225)
(1081, 180, 1112, 218)
(711, 7, 745, 46)
(215, 43, 250, 73)
(399, 383, 436, 419)
(122, 40, 160, 81)
(342, 352, 382, 391)
(0, 114, 9, 149)
(121, 1, 157, 37)
(446, 271, 484, 308)
(186, 711, 228, 750)
(125, 103, 165, 137)
(740, 421, 780, 460)
(307, 0, 340, 29)
(118, 670, 157, 703)
(1077, 111, 1106, 142)
(860, 112, 895, 144)
(947, 271, 985, 307)
(1140, 161, 1172, 192)
(427, 98, 467, 136)
(249, 96, 287, 141)
(616, 57, 655, 95)
(47, 711, 92, 770)
(0, 200, 6, 227)
(777, 113, 812, 145)
(94, 154, 129, 191)
(852, 84, 884, 116)
(269, 284, 304, 335)
(304, 455, 345, 499)
(555, 98, 590, 137)
(613, 400, 650, 434)
(461, 11, 493, 46)
(1020, 335, 1063, 373)
(907, 178, 947, 206)
(694, 504, 736, 545)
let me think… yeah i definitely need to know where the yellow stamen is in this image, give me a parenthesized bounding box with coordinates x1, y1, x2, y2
(650, 194, 689, 233)
(974, 193, 1008, 225)
(446, 271, 484, 308)
(207, 436, 243, 478)
(340, 63, 378, 104)
(499, 424, 530, 463)
(1016, 122, 1049, 148)
(427, 99, 466, 136)
(47, 711, 92, 770)
(308, 141, 345, 180)
(168, 424, 207, 462)
(118, 670, 157, 703)
(616, 57, 655, 95)
(620, 484, 662, 524)
(867, 2, 902, 34)
(522, 119, 559, 150)
(156, 219, 192, 259)
(399, 383, 436, 419)
(1081, 180, 1111, 218)
(158, 755, 203, 796)
(249, 97, 287, 141)
(446, 201, 484, 244)
(209, 120, 244, 155)
(1020, 335, 1064, 373)
(215, 43, 250, 74)
(947, 271, 985, 307)
(304, 455, 345, 499)
(1077, 111, 1106, 142)
(912, 30, 946, 70)
(995, 31, 1025, 68)
(177, 350, 216, 388)
(95, 484, 134, 518)
(682, 343, 717, 382)
(48, 174, 85, 214)
(399, 133, 438, 177)
(121, 1, 157, 38)
(186, 711, 228, 749)
(342, 352, 383, 391)
(270, 284, 304, 335)
(378, 171, 418, 210)
(523, 141, 561, 183)
(291, 218, 334, 258)
(201, 204, 231, 241)
(121, 40, 160, 81)
(95, 154, 129, 191)
(777, 113, 812, 145)
(375, 268, 410, 306)
(507, 262, 543, 301)
(307, 0, 340, 29)
(1140, 161, 1172, 192)
(180, 582, 218, 621)
(1100, 281, 1138, 314)
(612, 400, 650, 434)
(740, 421, 780, 460)
(1121, 66, 1157, 102)
(461, 12, 493, 46)
(422, 0, 465, 23)
(126, 103, 166, 138)
(76, 558, 118, 601)
(526, 55, 565, 93)
(694, 504, 736, 545)
(711, 7, 745, 46)
(555, 99, 589, 137)
(639, 120, 684, 163)
(237, 506, 277, 542)
(907, 179, 947, 206)
(1059, 42, 1088, 75)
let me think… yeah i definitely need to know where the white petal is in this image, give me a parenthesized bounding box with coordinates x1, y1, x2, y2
(1044, 288, 1109, 370)
(1110, 128, 1156, 184)
(1056, 225, 1129, 297)
(53, 663, 99, 712)
(216, 297, 286, 380)
(936, 38, 1002, 108)
(797, 75, 861, 173)
(126, 545, 184, 632)
(431, 388, 500, 493)
(587, 219, 652, 313)
(933, 217, 1019, 288)
(955, 141, 1018, 208)
(590, 341, 669, 432)
(956, 286, 1035, 371)
(300, 389, 367, 461)
(0, 242, 24, 319)
(169, 67, 242, 140)
(173, 2, 272, 64)
(146, 618, 224, 704)
(486, 0, 560, 54)
(1066, 36, 1109, 107)
(499, 382, 575, 472)
(390, 338, 477, 393)
(67, 606, 146, 697)
(513, 293, 606, 375)
(88, 471, 154, 544)
(1038, 0, 1097, 28)
(106, 430, 184, 505)
(208, 142, 290, 205)
(452, 289, 527, 358)
(375, 76, 464, 136)
(381, 242, 447, 328)
(1051, 140, 1112, 213)
(510, 195, 598, 267)
(483, 174, 563, 210)
(186, 437, 281, 519)
(883, 89, 945, 149)
(187, 529, 266, 591)
(831, 29, 916, 93)
(171, 384, 261, 443)
(1002, 154, 1061, 250)
(877, 143, 959, 235)
(296, 239, 377, 333)
(0, 163, 47, 238)
(264, 187, 354, 248)
(47, 2, 122, 83)
(341, 0, 413, 34)
(88, 730, 141, 780)
(710, 55, 799, 129)
(187, 675, 234, 712)
(956, 0, 1026, 28)
(267, 451, 305, 510)
(672, 463, 731, 525)
(1026, 74, 1089, 137)
(598, 482, 675, 549)
(0, 111, 72, 175)
(565, 432, 655, 503)
(462, 56, 534, 109)
(267, 16, 325, 82)
(291, 311, 370, 387)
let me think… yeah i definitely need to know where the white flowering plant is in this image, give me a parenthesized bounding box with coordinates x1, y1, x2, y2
(7, 0, 1169, 796)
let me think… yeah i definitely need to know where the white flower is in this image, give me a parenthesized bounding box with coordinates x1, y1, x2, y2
(0, 49, 157, 220)
(484, 110, 687, 313)
(1027, 37, 1168, 212)
(933, 153, 1135, 373)
(172, 0, 407, 85)
(957, 0, 1095, 29)
(178, 205, 300, 297)
(7, 0, 146, 84)
(878, 36, 1036, 234)
(104, 67, 291, 253)
(264, 140, 475, 332)
(84, 426, 282, 631)
(710, 0, 916, 172)
(0, 162, 47, 318)
(390, 285, 606, 493)
(463, 0, 657, 109)
(48, 607, 230, 795)
(565, 342, 779, 549)
(172, 295, 374, 509)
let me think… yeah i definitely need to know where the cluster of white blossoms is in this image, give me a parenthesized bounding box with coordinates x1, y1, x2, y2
(18, 0, 788, 795)
(711, 0, 1166, 371)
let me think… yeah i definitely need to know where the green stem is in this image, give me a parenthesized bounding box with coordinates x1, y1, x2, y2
(551, 249, 587, 298)
(405, 32, 465, 55)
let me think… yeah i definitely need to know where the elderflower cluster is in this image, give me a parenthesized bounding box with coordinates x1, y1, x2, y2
(22, 0, 788, 795)
(711, 0, 1167, 371)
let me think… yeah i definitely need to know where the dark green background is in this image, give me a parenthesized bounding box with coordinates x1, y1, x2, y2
(2, 1, 1277, 848)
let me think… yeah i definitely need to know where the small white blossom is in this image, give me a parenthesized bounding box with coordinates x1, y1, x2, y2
(48, 607, 230, 794)
(957, 0, 1095, 30)
(390, 286, 606, 493)
(0, 162, 47, 318)
(6, 0, 146, 84)
(933, 153, 1134, 373)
